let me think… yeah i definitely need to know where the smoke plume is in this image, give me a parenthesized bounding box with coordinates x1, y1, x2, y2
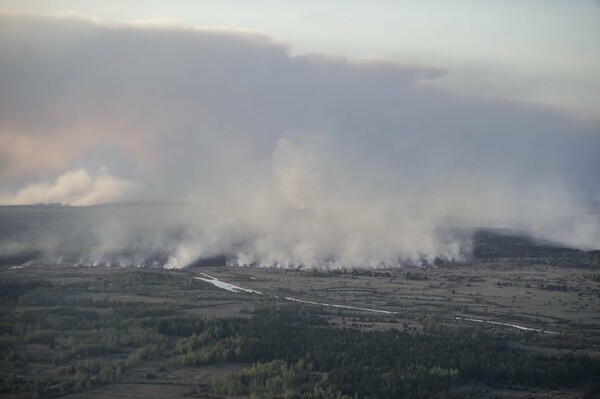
(2, 168, 136, 206)
(0, 13, 598, 268)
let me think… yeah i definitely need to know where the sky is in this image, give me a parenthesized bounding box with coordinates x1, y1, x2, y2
(0, 2, 598, 266)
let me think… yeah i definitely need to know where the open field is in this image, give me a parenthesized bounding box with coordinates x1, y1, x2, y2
(4, 259, 600, 338)
(188, 263, 600, 338)
(1, 257, 599, 398)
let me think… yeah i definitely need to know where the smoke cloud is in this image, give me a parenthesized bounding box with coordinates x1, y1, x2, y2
(273, 137, 324, 211)
(0, 13, 598, 268)
(2, 168, 136, 206)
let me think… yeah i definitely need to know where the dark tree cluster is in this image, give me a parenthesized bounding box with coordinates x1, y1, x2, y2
(1, 273, 599, 399)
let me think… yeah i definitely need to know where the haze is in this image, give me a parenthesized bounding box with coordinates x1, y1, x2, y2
(0, 5, 599, 267)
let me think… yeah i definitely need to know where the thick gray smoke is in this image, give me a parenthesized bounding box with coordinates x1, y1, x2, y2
(0, 14, 599, 268)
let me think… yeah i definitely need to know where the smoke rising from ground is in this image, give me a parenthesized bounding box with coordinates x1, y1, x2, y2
(0, 13, 598, 268)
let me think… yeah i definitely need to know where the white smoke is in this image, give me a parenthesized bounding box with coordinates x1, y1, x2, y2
(2, 167, 136, 206)
(163, 134, 469, 269)
(273, 137, 323, 210)
(163, 132, 599, 269)
(0, 14, 598, 269)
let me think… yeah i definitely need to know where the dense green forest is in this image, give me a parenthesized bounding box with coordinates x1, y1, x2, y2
(1, 271, 599, 399)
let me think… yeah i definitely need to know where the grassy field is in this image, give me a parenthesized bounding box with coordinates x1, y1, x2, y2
(187, 263, 600, 343)
(1, 258, 599, 398)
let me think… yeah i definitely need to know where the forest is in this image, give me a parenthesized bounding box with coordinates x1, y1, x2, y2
(1, 270, 599, 398)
